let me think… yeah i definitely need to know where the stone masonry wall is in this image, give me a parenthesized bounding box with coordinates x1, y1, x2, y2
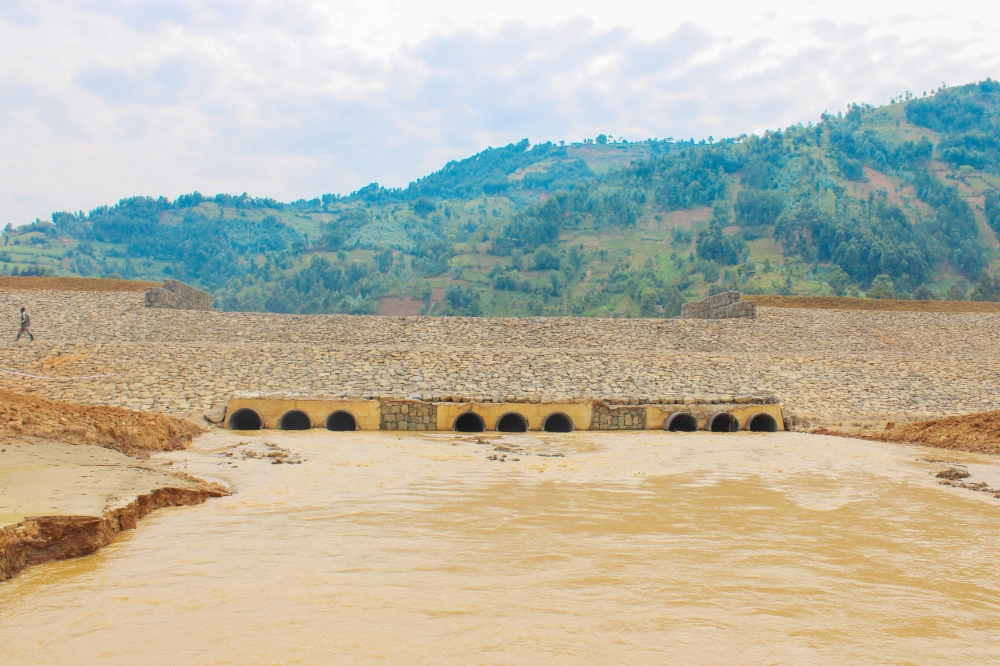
(145, 279, 214, 311)
(2, 288, 1000, 428)
(681, 291, 756, 320)
(380, 400, 437, 431)
(591, 403, 647, 430)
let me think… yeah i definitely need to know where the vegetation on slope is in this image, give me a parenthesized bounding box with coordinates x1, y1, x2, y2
(5, 80, 1000, 316)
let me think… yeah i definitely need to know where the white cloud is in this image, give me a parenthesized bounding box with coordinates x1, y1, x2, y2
(0, 1, 998, 224)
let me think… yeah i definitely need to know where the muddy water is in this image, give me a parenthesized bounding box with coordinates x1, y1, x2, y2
(3, 431, 1000, 664)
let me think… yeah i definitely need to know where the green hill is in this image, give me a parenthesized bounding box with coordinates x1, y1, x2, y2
(6, 80, 1000, 315)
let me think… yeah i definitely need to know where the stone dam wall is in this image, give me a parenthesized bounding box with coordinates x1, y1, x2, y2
(144, 279, 213, 311)
(681, 291, 757, 320)
(1, 288, 999, 428)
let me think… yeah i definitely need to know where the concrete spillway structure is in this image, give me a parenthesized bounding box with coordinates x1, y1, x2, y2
(225, 394, 784, 433)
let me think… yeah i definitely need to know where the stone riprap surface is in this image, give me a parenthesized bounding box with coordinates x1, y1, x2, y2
(1, 289, 998, 427)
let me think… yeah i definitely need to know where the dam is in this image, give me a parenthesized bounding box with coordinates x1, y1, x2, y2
(224, 394, 784, 432)
(4, 282, 1000, 663)
(0, 286, 998, 431)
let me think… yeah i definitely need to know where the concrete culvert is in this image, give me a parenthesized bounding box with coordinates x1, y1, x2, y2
(747, 413, 778, 432)
(279, 410, 312, 430)
(666, 412, 698, 432)
(326, 411, 357, 431)
(496, 413, 528, 432)
(709, 413, 740, 433)
(542, 413, 573, 433)
(454, 412, 485, 432)
(228, 408, 262, 431)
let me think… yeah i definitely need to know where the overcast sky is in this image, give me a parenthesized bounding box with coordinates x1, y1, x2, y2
(1, 0, 998, 225)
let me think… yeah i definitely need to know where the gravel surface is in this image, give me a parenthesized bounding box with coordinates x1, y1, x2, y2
(1, 289, 997, 427)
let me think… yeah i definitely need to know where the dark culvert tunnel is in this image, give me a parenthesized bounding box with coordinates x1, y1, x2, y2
(666, 413, 698, 432)
(709, 413, 740, 433)
(228, 408, 263, 431)
(454, 412, 486, 432)
(279, 410, 313, 430)
(496, 413, 528, 432)
(747, 413, 778, 432)
(326, 411, 358, 431)
(542, 413, 573, 432)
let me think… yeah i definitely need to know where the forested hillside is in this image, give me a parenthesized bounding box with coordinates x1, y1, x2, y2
(6, 80, 1000, 316)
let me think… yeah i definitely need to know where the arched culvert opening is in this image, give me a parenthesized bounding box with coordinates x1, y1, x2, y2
(326, 411, 357, 431)
(279, 410, 313, 430)
(228, 408, 262, 431)
(496, 413, 528, 432)
(665, 412, 698, 432)
(542, 413, 573, 433)
(709, 413, 740, 433)
(747, 413, 778, 432)
(454, 412, 485, 432)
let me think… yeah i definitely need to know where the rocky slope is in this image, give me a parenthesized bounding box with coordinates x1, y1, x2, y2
(1, 288, 998, 427)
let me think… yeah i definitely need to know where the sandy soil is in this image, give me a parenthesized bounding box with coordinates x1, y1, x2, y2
(747, 295, 1000, 312)
(0, 390, 204, 457)
(816, 410, 1000, 455)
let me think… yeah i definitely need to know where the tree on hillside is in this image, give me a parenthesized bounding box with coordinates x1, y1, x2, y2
(826, 265, 850, 296)
(412, 198, 437, 218)
(696, 203, 747, 266)
(867, 274, 896, 299)
(735, 188, 785, 229)
(946, 280, 968, 301)
(531, 246, 560, 271)
(985, 190, 1000, 235)
(373, 247, 394, 272)
(970, 270, 1000, 302)
(492, 196, 564, 254)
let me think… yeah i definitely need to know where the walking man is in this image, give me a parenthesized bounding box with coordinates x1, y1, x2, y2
(16, 307, 33, 341)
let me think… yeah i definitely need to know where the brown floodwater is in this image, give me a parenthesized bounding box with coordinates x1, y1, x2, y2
(2, 430, 1000, 664)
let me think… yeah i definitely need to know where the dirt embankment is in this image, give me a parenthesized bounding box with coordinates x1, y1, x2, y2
(0, 484, 226, 581)
(0, 392, 223, 581)
(745, 295, 1000, 313)
(0, 390, 204, 457)
(816, 411, 1000, 455)
(0, 276, 155, 291)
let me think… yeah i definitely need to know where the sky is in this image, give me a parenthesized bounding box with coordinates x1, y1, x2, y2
(1, 0, 998, 225)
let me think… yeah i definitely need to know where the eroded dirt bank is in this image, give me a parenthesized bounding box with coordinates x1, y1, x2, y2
(0, 393, 225, 582)
(816, 410, 1000, 455)
(1, 483, 225, 581)
(0, 389, 204, 457)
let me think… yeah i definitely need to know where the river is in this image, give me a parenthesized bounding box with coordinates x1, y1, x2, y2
(2, 430, 1000, 663)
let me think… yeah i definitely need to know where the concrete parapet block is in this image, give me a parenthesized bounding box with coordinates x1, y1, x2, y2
(144, 279, 214, 311)
(680, 291, 756, 320)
